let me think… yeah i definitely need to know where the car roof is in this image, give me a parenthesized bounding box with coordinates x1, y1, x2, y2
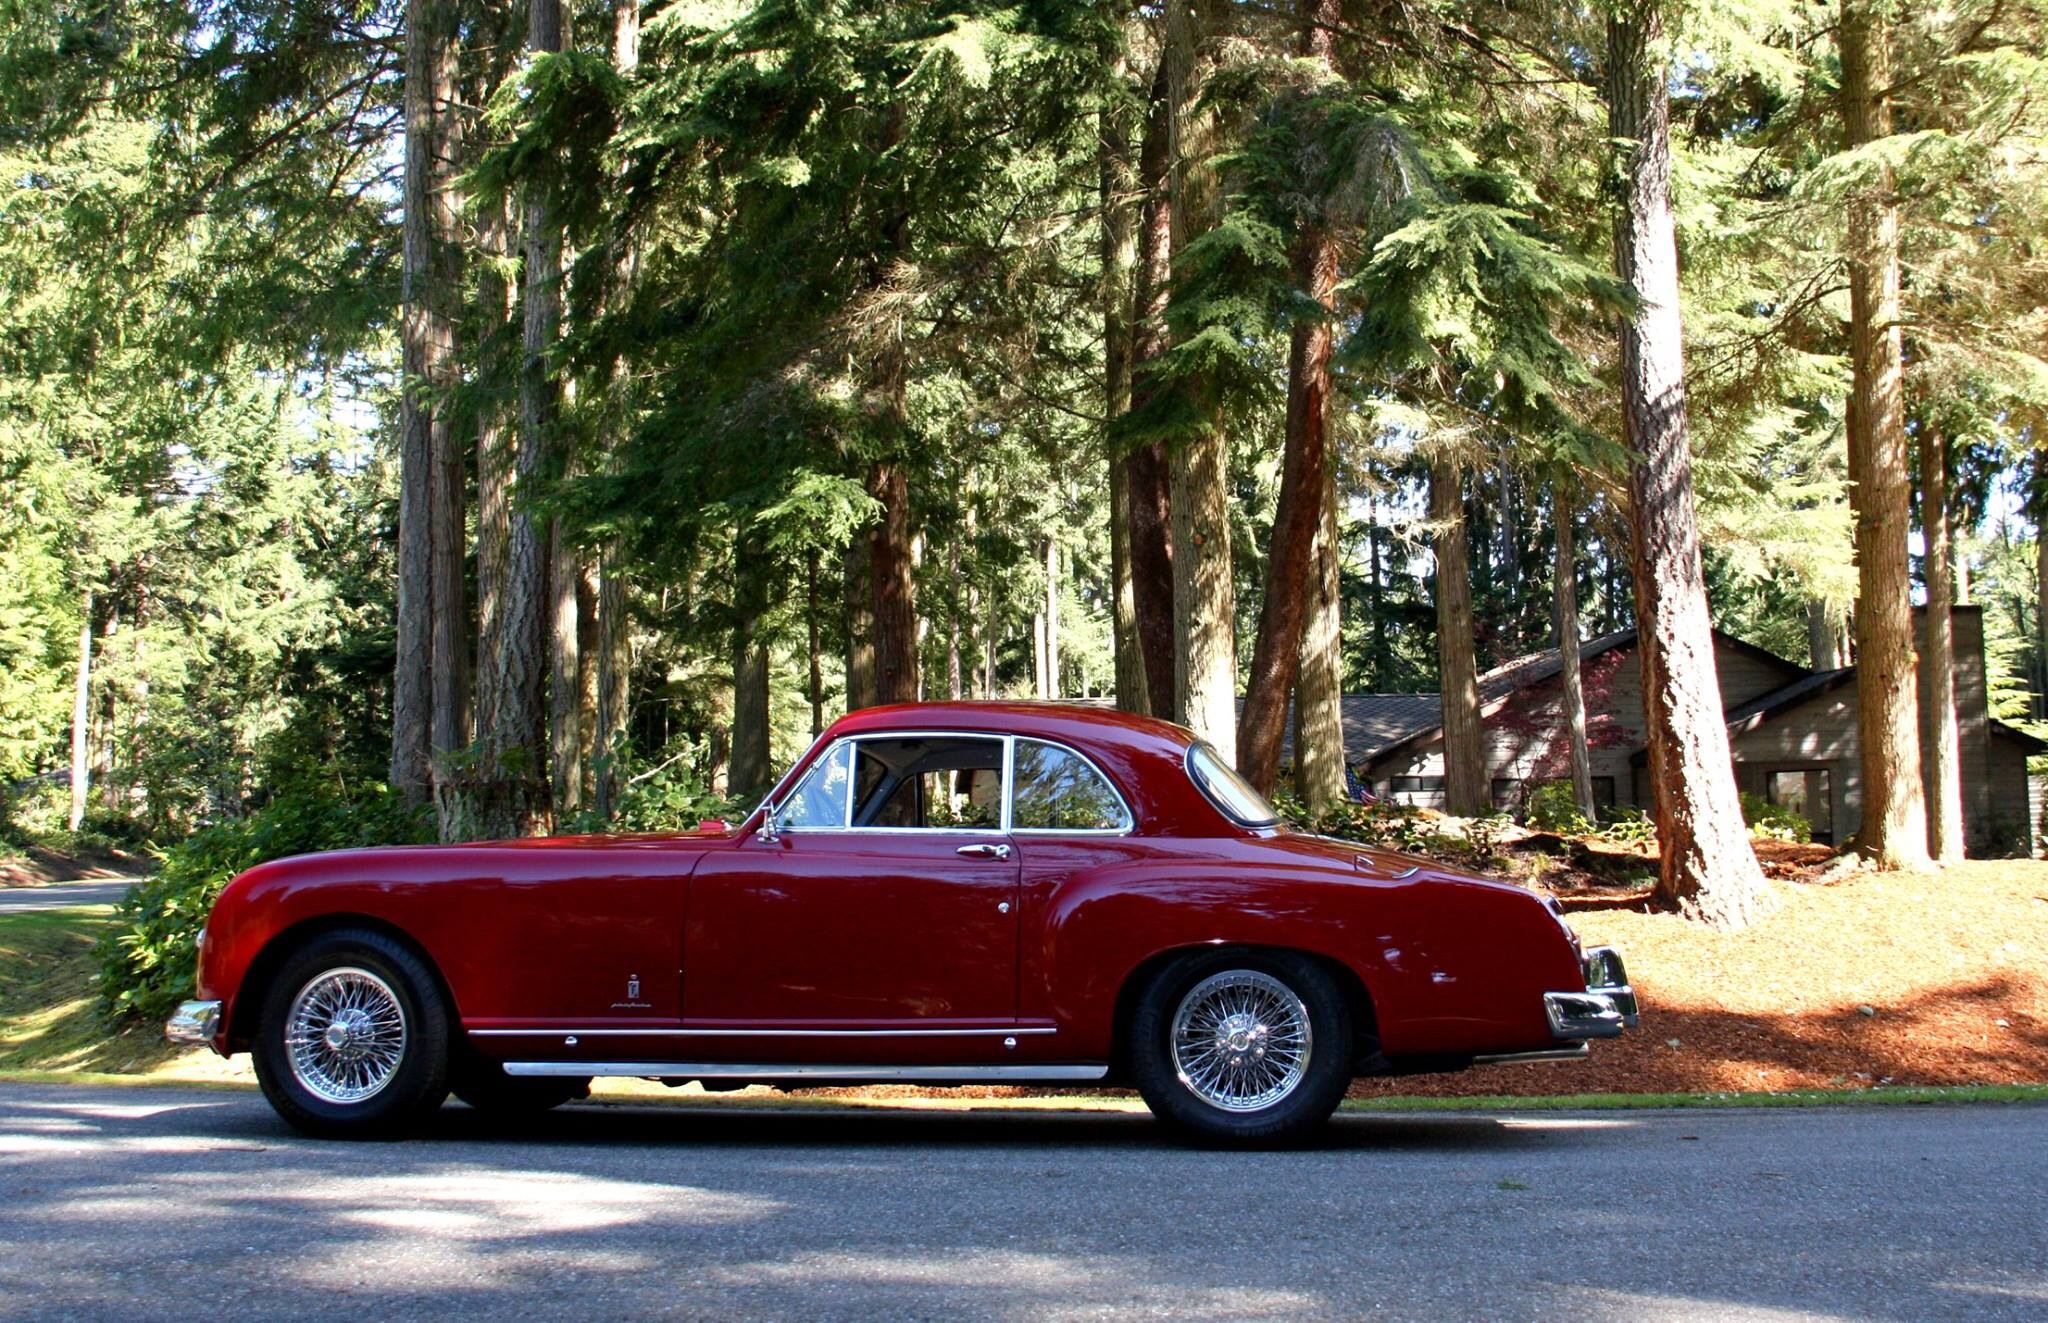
(826, 701, 1195, 755)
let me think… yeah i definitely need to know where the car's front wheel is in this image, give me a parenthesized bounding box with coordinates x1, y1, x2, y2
(252, 929, 451, 1139)
(1129, 949, 1353, 1146)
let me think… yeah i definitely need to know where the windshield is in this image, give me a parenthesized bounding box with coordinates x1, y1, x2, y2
(1186, 740, 1282, 829)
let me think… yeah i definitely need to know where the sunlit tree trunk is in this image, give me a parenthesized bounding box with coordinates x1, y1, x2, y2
(729, 551, 771, 803)
(1840, 0, 1928, 869)
(1922, 427, 1964, 860)
(1295, 462, 1346, 808)
(473, 194, 512, 755)
(868, 458, 919, 704)
(67, 594, 92, 832)
(394, 0, 463, 808)
(1165, 0, 1237, 761)
(1806, 599, 1840, 669)
(1431, 449, 1486, 816)
(1240, 0, 1342, 795)
(1554, 486, 1596, 820)
(1609, 0, 1771, 922)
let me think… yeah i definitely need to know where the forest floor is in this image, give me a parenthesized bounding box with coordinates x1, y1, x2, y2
(0, 844, 151, 888)
(2, 857, 2043, 1105)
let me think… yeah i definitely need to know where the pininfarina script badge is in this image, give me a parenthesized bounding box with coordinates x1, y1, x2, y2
(611, 972, 650, 1010)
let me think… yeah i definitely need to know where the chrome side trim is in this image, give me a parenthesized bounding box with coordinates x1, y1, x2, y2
(502, 1062, 1111, 1082)
(165, 999, 222, 1046)
(1472, 1044, 1591, 1066)
(468, 1025, 1059, 1039)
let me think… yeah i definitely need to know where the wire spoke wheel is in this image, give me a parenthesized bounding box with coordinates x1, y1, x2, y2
(1169, 969, 1312, 1113)
(284, 966, 409, 1106)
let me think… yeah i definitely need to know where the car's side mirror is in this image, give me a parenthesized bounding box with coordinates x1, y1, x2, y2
(758, 800, 781, 843)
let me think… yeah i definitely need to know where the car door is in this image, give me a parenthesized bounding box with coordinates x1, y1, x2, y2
(683, 733, 1020, 1061)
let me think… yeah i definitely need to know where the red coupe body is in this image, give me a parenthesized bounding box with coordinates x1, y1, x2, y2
(187, 703, 1633, 1090)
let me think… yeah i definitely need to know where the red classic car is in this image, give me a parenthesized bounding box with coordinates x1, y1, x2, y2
(169, 702, 1635, 1143)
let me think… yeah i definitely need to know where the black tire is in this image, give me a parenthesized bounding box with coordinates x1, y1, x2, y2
(1128, 948, 1353, 1147)
(452, 1061, 591, 1115)
(252, 928, 451, 1139)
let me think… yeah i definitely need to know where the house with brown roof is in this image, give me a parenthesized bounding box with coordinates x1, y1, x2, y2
(1310, 605, 2042, 855)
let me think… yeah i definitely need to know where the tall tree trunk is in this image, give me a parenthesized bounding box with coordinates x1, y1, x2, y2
(1553, 485, 1596, 819)
(393, 0, 462, 807)
(1922, 428, 1964, 860)
(1240, 0, 1343, 794)
(591, 0, 640, 820)
(473, 194, 513, 751)
(1045, 537, 1061, 698)
(868, 460, 919, 704)
(1165, 0, 1237, 760)
(67, 593, 92, 832)
(845, 539, 877, 710)
(1295, 457, 1346, 808)
(730, 555, 771, 803)
(1124, 54, 1178, 719)
(480, 0, 565, 837)
(1807, 599, 1840, 669)
(807, 548, 825, 735)
(1102, 51, 1148, 716)
(548, 526, 582, 815)
(1840, 0, 1929, 868)
(1609, 0, 1771, 923)
(1431, 449, 1486, 816)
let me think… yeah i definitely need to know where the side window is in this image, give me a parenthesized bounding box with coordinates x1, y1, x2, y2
(778, 742, 852, 829)
(1011, 739, 1131, 832)
(852, 737, 1005, 829)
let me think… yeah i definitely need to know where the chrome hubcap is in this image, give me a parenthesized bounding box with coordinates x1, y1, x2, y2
(285, 967, 407, 1105)
(1170, 969, 1312, 1112)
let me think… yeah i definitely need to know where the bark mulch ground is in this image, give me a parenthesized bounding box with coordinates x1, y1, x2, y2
(1352, 858, 2048, 1099)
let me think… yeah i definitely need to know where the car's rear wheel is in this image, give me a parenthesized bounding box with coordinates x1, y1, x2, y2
(252, 929, 450, 1138)
(1129, 948, 1352, 1146)
(452, 1061, 591, 1115)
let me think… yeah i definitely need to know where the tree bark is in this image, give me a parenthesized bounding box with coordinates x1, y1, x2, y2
(1609, 0, 1772, 923)
(1807, 599, 1840, 669)
(1239, 0, 1342, 794)
(548, 525, 582, 815)
(868, 460, 919, 704)
(1430, 449, 1487, 816)
(1102, 51, 1148, 716)
(1840, 0, 1929, 868)
(1553, 485, 1596, 819)
(393, 0, 462, 807)
(844, 539, 877, 710)
(67, 594, 92, 832)
(1922, 428, 1964, 860)
(1124, 54, 1178, 719)
(807, 548, 825, 735)
(1165, 0, 1238, 761)
(1295, 457, 1347, 808)
(1045, 536, 1061, 698)
(473, 194, 513, 752)
(477, 0, 565, 837)
(729, 555, 771, 803)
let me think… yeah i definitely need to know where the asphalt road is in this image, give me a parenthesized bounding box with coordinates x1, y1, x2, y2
(0, 879, 136, 911)
(1, 1084, 2043, 1320)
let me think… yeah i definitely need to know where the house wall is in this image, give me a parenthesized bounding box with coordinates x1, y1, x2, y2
(1363, 635, 1802, 812)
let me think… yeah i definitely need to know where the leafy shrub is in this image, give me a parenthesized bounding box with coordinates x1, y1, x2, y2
(1522, 779, 1593, 835)
(568, 737, 738, 835)
(97, 785, 431, 1023)
(1279, 791, 1510, 870)
(1599, 805, 1656, 843)
(1739, 791, 1811, 843)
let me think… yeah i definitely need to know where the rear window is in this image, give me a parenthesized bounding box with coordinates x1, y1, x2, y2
(1186, 741, 1281, 828)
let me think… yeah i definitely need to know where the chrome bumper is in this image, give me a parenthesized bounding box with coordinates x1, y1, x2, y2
(165, 999, 222, 1046)
(1544, 946, 1638, 1040)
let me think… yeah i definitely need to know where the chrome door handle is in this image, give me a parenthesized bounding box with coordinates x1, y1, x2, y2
(956, 843, 1011, 860)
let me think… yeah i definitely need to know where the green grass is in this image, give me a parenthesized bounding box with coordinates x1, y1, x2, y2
(0, 903, 194, 1076)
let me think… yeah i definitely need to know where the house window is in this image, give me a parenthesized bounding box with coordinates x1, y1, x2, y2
(1387, 776, 1446, 801)
(1764, 768, 1833, 842)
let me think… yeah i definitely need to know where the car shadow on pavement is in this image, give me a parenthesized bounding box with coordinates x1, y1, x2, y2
(369, 1097, 1590, 1154)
